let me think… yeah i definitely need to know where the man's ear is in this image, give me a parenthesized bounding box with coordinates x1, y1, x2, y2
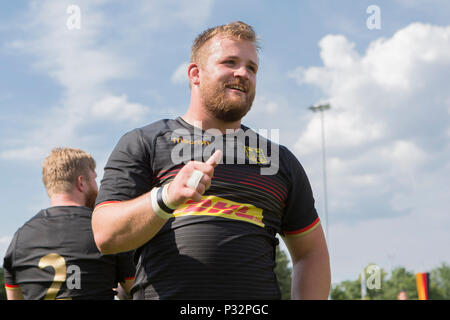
(75, 175, 85, 192)
(187, 62, 200, 86)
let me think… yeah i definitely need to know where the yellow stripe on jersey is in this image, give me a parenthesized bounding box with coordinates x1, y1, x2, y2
(174, 195, 264, 228)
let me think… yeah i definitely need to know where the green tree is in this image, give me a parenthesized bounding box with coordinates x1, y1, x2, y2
(330, 264, 388, 300)
(429, 262, 450, 300)
(331, 263, 450, 300)
(274, 246, 292, 300)
(373, 267, 417, 300)
(330, 279, 361, 300)
(0, 267, 6, 300)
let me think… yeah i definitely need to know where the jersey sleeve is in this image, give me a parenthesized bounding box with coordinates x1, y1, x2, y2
(95, 129, 154, 207)
(280, 146, 321, 237)
(115, 250, 136, 283)
(3, 232, 20, 288)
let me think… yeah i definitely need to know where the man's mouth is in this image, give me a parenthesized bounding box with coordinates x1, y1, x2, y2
(225, 84, 247, 93)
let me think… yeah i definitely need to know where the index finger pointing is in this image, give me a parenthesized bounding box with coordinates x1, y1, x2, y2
(205, 149, 222, 168)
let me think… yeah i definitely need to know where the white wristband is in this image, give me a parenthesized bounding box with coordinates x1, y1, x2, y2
(162, 184, 177, 210)
(150, 187, 174, 220)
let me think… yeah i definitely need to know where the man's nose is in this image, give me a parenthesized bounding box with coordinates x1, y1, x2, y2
(233, 65, 249, 79)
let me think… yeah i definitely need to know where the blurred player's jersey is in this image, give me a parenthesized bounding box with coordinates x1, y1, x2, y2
(96, 117, 320, 299)
(3, 206, 135, 300)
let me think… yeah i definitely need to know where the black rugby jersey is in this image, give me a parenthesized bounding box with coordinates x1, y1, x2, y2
(96, 117, 320, 299)
(3, 206, 135, 300)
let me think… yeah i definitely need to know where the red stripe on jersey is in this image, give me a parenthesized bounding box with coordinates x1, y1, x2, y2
(217, 166, 288, 197)
(155, 167, 182, 180)
(94, 201, 122, 212)
(242, 175, 288, 199)
(156, 166, 288, 198)
(96, 200, 121, 206)
(214, 176, 285, 204)
(239, 172, 288, 197)
(5, 283, 20, 288)
(284, 217, 321, 236)
(157, 173, 178, 181)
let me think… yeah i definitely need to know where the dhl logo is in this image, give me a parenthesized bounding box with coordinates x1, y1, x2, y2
(244, 146, 268, 164)
(174, 195, 264, 228)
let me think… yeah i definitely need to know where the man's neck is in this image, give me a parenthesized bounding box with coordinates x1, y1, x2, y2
(49, 193, 85, 207)
(182, 106, 242, 134)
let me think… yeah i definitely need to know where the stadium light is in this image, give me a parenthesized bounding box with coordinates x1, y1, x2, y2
(308, 104, 331, 245)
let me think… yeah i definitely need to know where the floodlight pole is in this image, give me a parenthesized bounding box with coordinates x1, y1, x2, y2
(308, 104, 330, 244)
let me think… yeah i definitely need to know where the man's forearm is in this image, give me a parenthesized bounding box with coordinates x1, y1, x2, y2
(291, 249, 331, 300)
(92, 192, 168, 254)
(92, 154, 220, 254)
(6, 287, 25, 300)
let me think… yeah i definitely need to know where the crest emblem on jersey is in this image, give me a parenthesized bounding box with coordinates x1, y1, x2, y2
(244, 146, 268, 164)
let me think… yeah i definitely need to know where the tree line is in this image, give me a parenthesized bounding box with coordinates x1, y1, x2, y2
(330, 262, 450, 300)
(275, 251, 450, 300)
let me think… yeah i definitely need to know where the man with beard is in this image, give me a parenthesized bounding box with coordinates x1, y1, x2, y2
(92, 21, 330, 300)
(3, 148, 135, 299)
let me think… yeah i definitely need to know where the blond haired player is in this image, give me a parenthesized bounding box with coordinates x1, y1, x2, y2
(3, 148, 135, 299)
(93, 21, 330, 299)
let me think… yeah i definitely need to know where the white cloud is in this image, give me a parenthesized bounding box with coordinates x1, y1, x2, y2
(330, 203, 450, 283)
(291, 22, 450, 158)
(295, 111, 384, 155)
(319, 35, 359, 69)
(1, 0, 216, 162)
(174, 0, 214, 29)
(0, 146, 47, 161)
(91, 94, 150, 123)
(363, 24, 450, 91)
(23, 1, 130, 91)
(290, 23, 450, 281)
(0, 236, 11, 244)
(379, 140, 428, 170)
(253, 96, 280, 115)
(1, 1, 148, 161)
(171, 62, 189, 84)
(137, 0, 214, 30)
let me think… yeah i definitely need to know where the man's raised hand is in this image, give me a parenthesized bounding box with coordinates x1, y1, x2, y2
(166, 150, 222, 207)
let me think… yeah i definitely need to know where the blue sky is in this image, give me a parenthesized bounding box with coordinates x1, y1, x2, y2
(1, 0, 449, 285)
